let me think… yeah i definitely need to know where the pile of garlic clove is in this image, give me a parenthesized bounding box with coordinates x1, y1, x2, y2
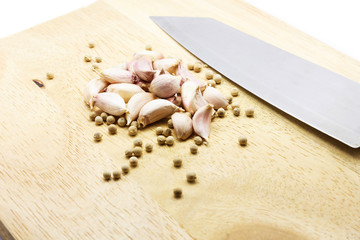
(83, 49, 230, 142)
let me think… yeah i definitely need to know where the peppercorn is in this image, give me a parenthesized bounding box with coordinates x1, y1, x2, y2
(101, 112, 108, 121)
(95, 56, 102, 63)
(207, 80, 216, 87)
(194, 136, 203, 146)
(89, 112, 97, 121)
(194, 62, 202, 73)
(145, 44, 152, 51)
(205, 70, 213, 80)
(155, 127, 164, 135)
(145, 143, 153, 152)
(133, 138, 143, 147)
(95, 116, 103, 125)
(133, 146, 142, 157)
(46, 72, 54, 80)
(231, 102, 240, 109)
(163, 128, 172, 137)
(92, 63, 99, 70)
(157, 135, 166, 145)
(128, 126, 137, 136)
(173, 188, 182, 198)
(121, 164, 130, 174)
(93, 132, 103, 141)
(213, 74, 222, 84)
(88, 41, 95, 48)
(108, 124, 117, 134)
(233, 107, 240, 116)
(165, 136, 174, 146)
(217, 108, 226, 118)
(103, 170, 111, 181)
(226, 96, 233, 104)
(187, 63, 194, 70)
(186, 171, 196, 183)
(190, 144, 198, 154)
(245, 107, 254, 117)
(130, 121, 139, 128)
(238, 136, 248, 146)
(117, 117, 126, 127)
(125, 149, 133, 158)
(112, 170, 121, 180)
(173, 158, 182, 168)
(84, 55, 92, 62)
(231, 88, 239, 97)
(106, 115, 116, 125)
(129, 156, 138, 167)
(168, 119, 173, 129)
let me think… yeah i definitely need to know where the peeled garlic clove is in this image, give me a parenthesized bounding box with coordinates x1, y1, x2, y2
(126, 92, 156, 124)
(83, 77, 109, 106)
(115, 62, 127, 70)
(149, 74, 181, 98)
(153, 58, 180, 74)
(92, 92, 126, 116)
(106, 83, 145, 102)
(203, 86, 229, 109)
(166, 94, 182, 106)
(138, 99, 183, 127)
(100, 67, 134, 84)
(192, 104, 214, 141)
(133, 50, 164, 61)
(133, 57, 156, 81)
(181, 81, 207, 114)
(171, 112, 193, 140)
(176, 62, 205, 89)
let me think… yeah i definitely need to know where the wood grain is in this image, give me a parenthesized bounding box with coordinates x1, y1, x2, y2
(0, 0, 359, 239)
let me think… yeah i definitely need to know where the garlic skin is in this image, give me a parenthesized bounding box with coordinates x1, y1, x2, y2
(176, 62, 205, 89)
(133, 50, 164, 61)
(171, 112, 193, 140)
(84, 77, 109, 106)
(126, 92, 156, 124)
(192, 104, 214, 141)
(138, 99, 182, 127)
(133, 57, 156, 81)
(149, 74, 181, 98)
(181, 81, 208, 114)
(100, 67, 134, 84)
(166, 94, 182, 106)
(153, 58, 180, 74)
(203, 86, 228, 109)
(92, 92, 127, 116)
(106, 83, 144, 102)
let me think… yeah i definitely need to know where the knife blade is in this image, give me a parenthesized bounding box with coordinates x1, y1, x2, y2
(151, 16, 360, 148)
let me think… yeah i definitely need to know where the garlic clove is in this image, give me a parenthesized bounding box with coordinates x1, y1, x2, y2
(106, 83, 145, 102)
(126, 92, 156, 124)
(138, 99, 183, 127)
(181, 81, 207, 114)
(153, 58, 180, 74)
(133, 50, 164, 61)
(176, 62, 205, 89)
(192, 104, 214, 141)
(133, 57, 156, 81)
(166, 94, 182, 106)
(84, 77, 109, 106)
(203, 86, 229, 109)
(115, 62, 127, 70)
(100, 67, 134, 84)
(149, 74, 181, 98)
(92, 92, 127, 116)
(171, 112, 193, 140)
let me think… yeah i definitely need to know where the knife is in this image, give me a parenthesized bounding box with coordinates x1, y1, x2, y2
(151, 16, 360, 148)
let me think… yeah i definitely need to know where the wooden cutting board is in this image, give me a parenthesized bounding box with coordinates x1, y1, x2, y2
(1, 0, 360, 239)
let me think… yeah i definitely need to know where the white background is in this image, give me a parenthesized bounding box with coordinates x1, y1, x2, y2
(0, 0, 359, 61)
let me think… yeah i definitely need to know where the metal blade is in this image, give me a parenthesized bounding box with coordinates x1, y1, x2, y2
(151, 16, 360, 148)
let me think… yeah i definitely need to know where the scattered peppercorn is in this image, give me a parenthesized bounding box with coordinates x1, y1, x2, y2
(46, 72, 54, 80)
(84, 55, 92, 62)
(106, 115, 116, 125)
(194, 136, 203, 146)
(217, 108, 226, 118)
(190, 144, 198, 154)
(121, 164, 130, 174)
(233, 107, 240, 116)
(186, 171, 197, 183)
(173, 158, 182, 168)
(157, 135, 166, 145)
(112, 169, 121, 180)
(133, 138, 143, 147)
(173, 188, 182, 198)
(231, 102, 240, 109)
(129, 156, 138, 167)
(187, 63, 194, 70)
(145, 44, 152, 51)
(133, 146, 142, 157)
(101, 112, 108, 121)
(226, 96, 233, 104)
(130, 121, 139, 128)
(231, 88, 239, 97)
(95, 56, 102, 63)
(245, 107, 254, 117)
(213, 74, 222, 84)
(88, 41, 95, 48)
(165, 136, 174, 146)
(93, 132, 103, 141)
(155, 127, 164, 135)
(168, 119, 173, 129)
(163, 128, 172, 137)
(205, 70, 214, 80)
(238, 136, 248, 146)
(95, 116, 103, 125)
(145, 143, 153, 152)
(108, 124, 117, 134)
(128, 126, 138, 136)
(207, 80, 216, 87)
(89, 112, 97, 121)
(125, 149, 133, 158)
(103, 170, 111, 181)
(194, 62, 202, 73)
(92, 63, 99, 70)
(117, 117, 126, 127)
